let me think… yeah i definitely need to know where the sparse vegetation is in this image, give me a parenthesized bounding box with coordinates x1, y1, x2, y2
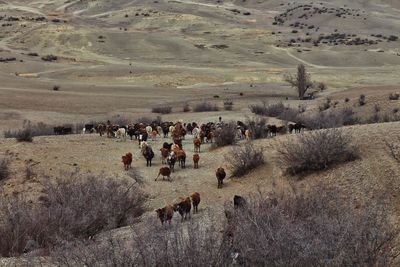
(223, 99, 234, 111)
(53, 85, 60, 91)
(278, 129, 359, 175)
(246, 117, 268, 139)
(359, 94, 366, 106)
(152, 105, 172, 114)
(389, 93, 399, 100)
(193, 102, 219, 112)
(225, 141, 264, 177)
(284, 64, 313, 100)
(0, 158, 9, 181)
(213, 122, 237, 147)
(385, 137, 400, 162)
(249, 101, 285, 117)
(0, 173, 146, 257)
(183, 103, 190, 112)
(226, 183, 399, 266)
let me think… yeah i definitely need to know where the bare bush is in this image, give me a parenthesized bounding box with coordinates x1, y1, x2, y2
(246, 117, 268, 139)
(0, 157, 9, 181)
(277, 107, 300, 122)
(341, 107, 360, 125)
(213, 122, 237, 147)
(389, 93, 399, 100)
(51, 216, 229, 267)
(152, 106, 172, 114)
(0, 173, 147, 257)
(277, 129, 359, 175)
(4, 121, 60, 140)
(183, 103, 190, 112)
(223, 99, 234, 111)
(225, 142, 264, 177)
(53, 85, 60, 91)
(226, 183, 399, 266)
(297, 111, 342, 130)
(193, 102, 219, 112)
(385, 137, 400, 162)
(319, 98, 331, 111)
(110, 115, 130, 126)
(249, 101, 285, 117)
(284, 64, 313, 99)
(359, 94, 366, 106)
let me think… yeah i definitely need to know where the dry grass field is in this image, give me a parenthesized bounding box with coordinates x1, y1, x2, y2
(1, 0, 400, 266)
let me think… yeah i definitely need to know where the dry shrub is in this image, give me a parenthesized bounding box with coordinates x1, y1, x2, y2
(183, 103, 190, 112)
(193, 102, 219, 112)
(4, 121, 57, 141)
(152, 106, 172, 114)
(341, 107, 360, 125)
(225, 141, 264, 177)
(0, 173, 146, 257)
(277, 107, 300, 122)
(249, 101, 285, 117)
(385, 137, 400, 162)
(0, 157, 9, 180)
(213, 122, 237, 147)
(223, 99, 234, 111)
(359, 94, 366, 106)
(389, 93, 399, 100)
(51, 216, 228, 267)
(277, 128, 359, 175)
(246, 117, 268, 139)
(318, 98, 331, 111)
(297, 111, 342, 130)
(110, 115, 130, 126)
(226, 183, 399, 266)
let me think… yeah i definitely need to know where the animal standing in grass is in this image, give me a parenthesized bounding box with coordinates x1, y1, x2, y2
(156, 167, 171, 181)
(193, 137, 201, 153)
(156, 205, 174, 225)
(193, 153, 200, 169)
(141, 143, 154, 167)
(191, 192, 201, 214)
(122, 152, 132, 170)
(173, 196, 192, 221)
(216, 167, 226, 189)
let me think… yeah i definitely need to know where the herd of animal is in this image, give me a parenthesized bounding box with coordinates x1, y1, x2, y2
(78, 119, 304, 226)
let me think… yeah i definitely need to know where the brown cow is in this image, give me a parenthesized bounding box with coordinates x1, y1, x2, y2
(193, 153, 200, 169)
(155, 205, 174, 225)
(191, 192, 201, 214)
(175, 149, 186, 169)
(216, 167, 226, 189)
(156, 167, 171, 181)
(193, 137, 201, 153)
(160, 148, 169, 164)
(173, 196, 191, 221)
(206, 131, 214, 143)
(122, 152, 132, 170)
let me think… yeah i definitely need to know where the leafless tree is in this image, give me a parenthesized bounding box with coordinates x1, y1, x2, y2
(284, 64, 313, 100)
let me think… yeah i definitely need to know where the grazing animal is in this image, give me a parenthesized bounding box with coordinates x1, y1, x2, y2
(216, 167, 226, 189)
(192, 127, 200, 138)
(115, 128, 127, 141)
(141, 144, 154, 167)
(163, 142, 173, 150)
(156, 126, 163, 137)
(193, 137, 201, 153)
(244, 129, 252, 140)
(160, 148, 169, 164)
(191, 192, 201, 214)
(176, 149, 186, 169)
(156, 205, 174, 225)
(122, 152, 133, 170)
(294, 123, 305, 133)
(233, 195, 247, 209)
(167, 152, 177, 172)
(151, 130, 158, 141)
(193, 153, 200, 169)
(236, 128, 244, 140)
(174, 196, 192, 221)
(206, 131, 214, 143)
(156, 167, 171, 181)
(267, 125, 277, 137)
(96, 123, 106, 136)
(84, 124, 95, 134)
